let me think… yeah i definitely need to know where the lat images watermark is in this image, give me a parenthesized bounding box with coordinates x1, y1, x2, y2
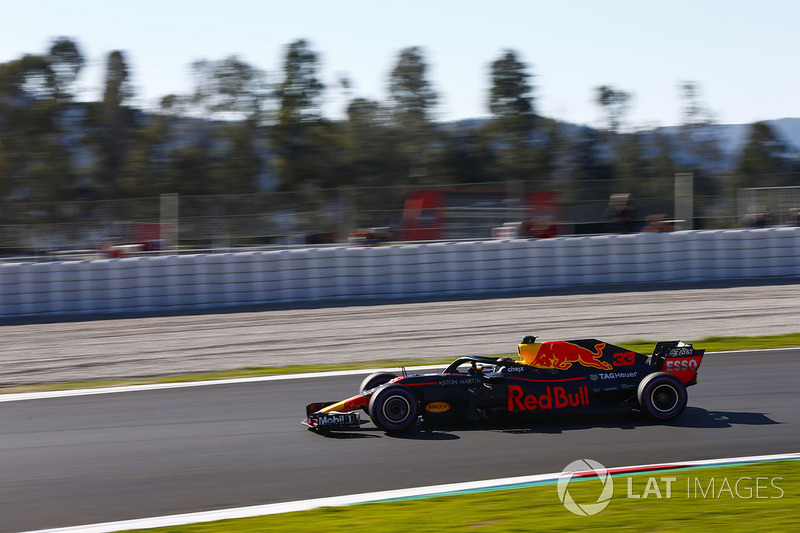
(626, 474, 784, 500)
(557, 459, 614, 516)
(558, 459, 785, 516)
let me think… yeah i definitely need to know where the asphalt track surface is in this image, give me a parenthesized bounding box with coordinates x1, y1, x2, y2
(2, 279, 800, 385)
(1, 348, 799, 532)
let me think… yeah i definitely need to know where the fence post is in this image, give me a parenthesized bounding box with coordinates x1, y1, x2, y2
(675, 173, 694, 231)
(160, 193, 179, 253)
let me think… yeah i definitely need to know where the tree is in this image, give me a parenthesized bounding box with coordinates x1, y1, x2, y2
(488, 50, 535, 137)
(612, 131, 649, 196)
(271, 39, 325, 189)
(276, 40, 324, 122)
(47, 37, 84, 102)
(341, 97, 398, 186)
(388, 46, 438, 183)
(0, 49, 72, 210)
(433, 124, 495, 185)
(641, 129, 677, 199)
(12, 54, 54, 100)
(96, 50, 134, 199)
(186, 56, 269, 194)
(529, 118, 564, 182)
(485, 49, 539, 183)
(217, 122, 262, 194)
(103, 51, 132, 111)
(565, 127, 613, 202)
(595, 85, 631, 134)
(593, 85, 639, 198)
(735, 121, 791, 189)
(191, 56, 268, 122)
(163, 144, 214, 195)
(389, 47, 437, 130)
(677, 81, 723, 200)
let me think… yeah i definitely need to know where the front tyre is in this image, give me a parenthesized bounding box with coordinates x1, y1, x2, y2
(637, 372, 688, 421)
(359, 372, 397, 394)
(369, 385, 418, 433)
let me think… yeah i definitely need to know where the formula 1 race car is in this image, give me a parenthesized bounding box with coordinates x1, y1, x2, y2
(302, 336, 705, 433)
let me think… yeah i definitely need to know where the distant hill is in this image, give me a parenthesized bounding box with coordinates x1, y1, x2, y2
(709, 117, 800, 156)
(450, 117, 800, 165)
(654, 118, 800, 171)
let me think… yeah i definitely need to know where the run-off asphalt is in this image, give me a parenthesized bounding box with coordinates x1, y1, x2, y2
(1, 281, 799, 384)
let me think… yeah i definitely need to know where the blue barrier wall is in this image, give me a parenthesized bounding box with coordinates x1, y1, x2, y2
(2, 228, 799, 317)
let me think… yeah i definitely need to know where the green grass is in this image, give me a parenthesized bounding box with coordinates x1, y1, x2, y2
(0, 358, 449, 394)
(3, 332, 799, 395)
(125, 460, 800, 532)
(621, 333, 800, 355)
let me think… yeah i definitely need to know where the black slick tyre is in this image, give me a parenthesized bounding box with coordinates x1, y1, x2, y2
(359, 372, 397, 394)
(637, 372, 688, 421)
(368, 385, 418, 433)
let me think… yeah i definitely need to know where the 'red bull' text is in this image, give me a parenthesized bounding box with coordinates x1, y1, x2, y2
(508, 385, 590, 411)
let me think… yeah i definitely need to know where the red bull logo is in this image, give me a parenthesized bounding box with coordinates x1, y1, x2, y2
(508, 385, 590, 411)
(522, 342, 613, 371)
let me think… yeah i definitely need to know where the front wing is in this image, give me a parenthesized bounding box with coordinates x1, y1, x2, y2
(303, 396, 369, 431)
(302, 410, 362, 430)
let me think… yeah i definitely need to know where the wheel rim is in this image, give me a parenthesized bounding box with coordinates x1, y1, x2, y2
(651, 383, 679, 413)
(383, 395, 411, 422)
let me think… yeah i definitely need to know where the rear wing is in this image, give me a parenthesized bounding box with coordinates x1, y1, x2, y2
(650, 341, 705, 385)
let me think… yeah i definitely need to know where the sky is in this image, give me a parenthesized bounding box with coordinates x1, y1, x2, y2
(1, 0, 798, 128)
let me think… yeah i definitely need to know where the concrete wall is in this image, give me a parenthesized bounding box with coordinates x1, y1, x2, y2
(2, 228, 799, 318)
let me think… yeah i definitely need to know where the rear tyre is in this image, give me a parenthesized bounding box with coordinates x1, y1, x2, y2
(359, 372, 397, 394)
(369, 385, 418, 433)
(637, 373, 687, 421)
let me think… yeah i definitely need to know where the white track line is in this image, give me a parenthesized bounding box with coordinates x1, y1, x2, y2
(22, 452, 800, 533)
(1, 347, 797, 403)
(0, 365, 443, 403)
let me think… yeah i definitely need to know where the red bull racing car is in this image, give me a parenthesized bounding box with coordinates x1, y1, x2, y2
(303, 336, 705, 433)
